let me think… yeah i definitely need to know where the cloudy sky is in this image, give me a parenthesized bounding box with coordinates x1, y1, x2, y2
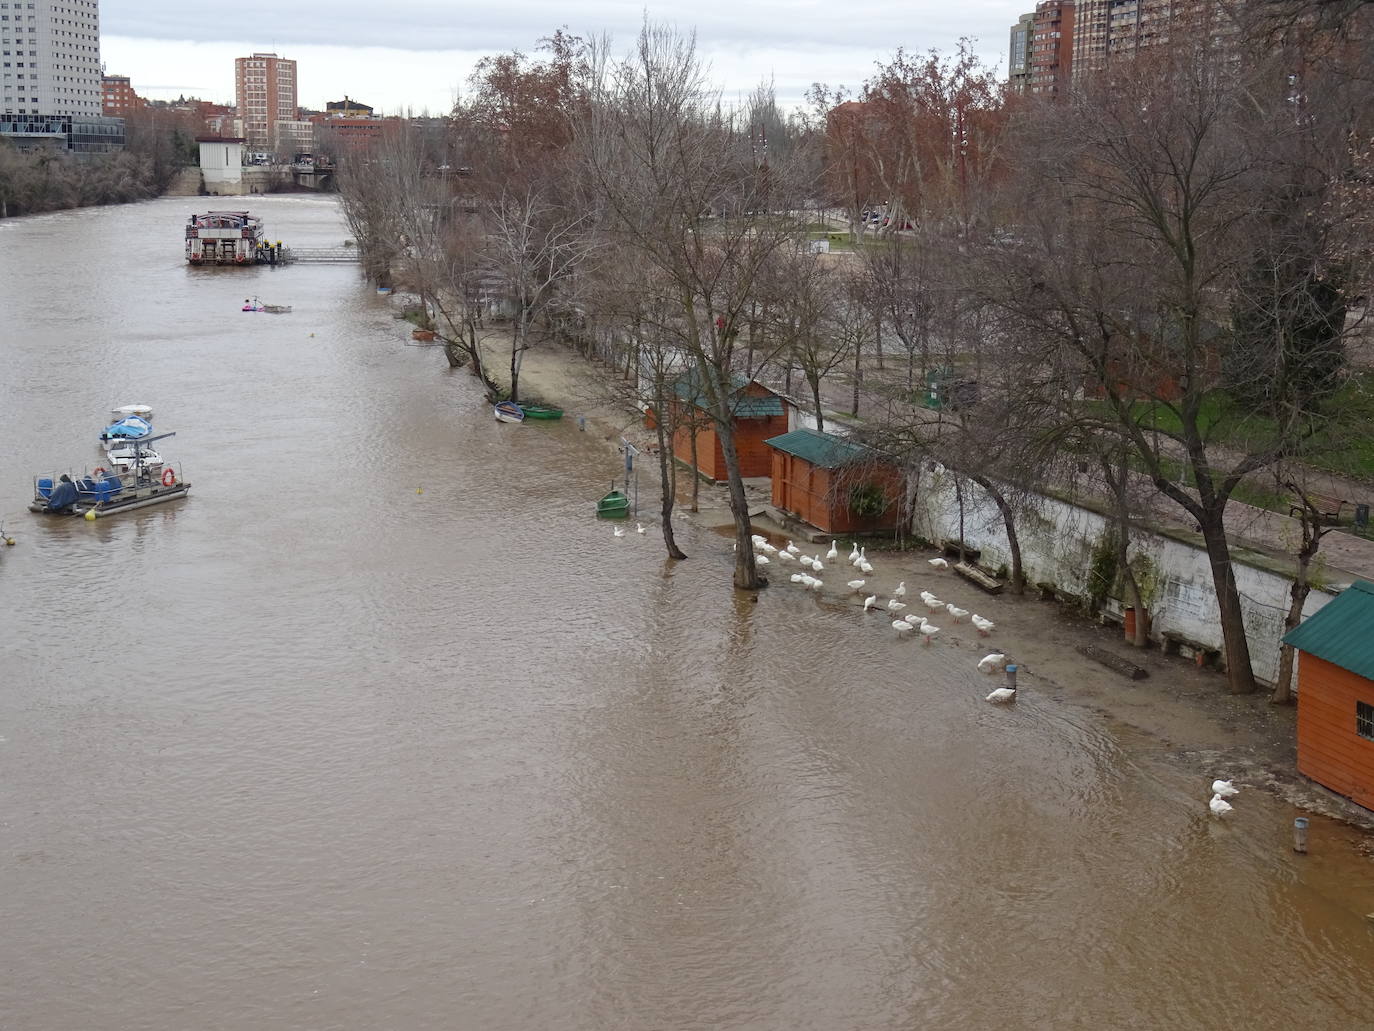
(100, 1, 1017, 115)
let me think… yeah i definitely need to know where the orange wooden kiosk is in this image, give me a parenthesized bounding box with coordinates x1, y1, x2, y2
(764, 428, 905, 536)
(1282, 580, 1374, 811)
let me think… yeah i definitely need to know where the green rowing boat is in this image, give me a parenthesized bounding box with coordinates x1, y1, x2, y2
(597, 489, 630, 518)
(518, 404, 564, 420)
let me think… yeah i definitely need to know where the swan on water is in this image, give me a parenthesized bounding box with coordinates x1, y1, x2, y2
(847, 579, 867, 592)
(946, 604, 969, 621)
(986, 687, 1016, 704)
(929, 557, 949, 570)
(977, 653, 1007, 674)
(1209, 794, 1233, 816)
(1211, 780, 1239, 798)
(893, 581, 907, 599)
(971, 615, 995, 635)
(863, 595, 878, 611)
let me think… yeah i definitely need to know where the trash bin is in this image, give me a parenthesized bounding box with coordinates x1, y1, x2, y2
(1356, 503, 1370, 528)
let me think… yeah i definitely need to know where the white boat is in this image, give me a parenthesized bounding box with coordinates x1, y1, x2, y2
(99, 404, 154, 451)
(106, 441, 163, 474)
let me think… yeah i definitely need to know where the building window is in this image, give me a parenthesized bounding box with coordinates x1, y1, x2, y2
(1359, 701, 1374, 742)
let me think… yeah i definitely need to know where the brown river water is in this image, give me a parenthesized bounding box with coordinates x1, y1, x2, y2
(1, 196, 1372, 1030)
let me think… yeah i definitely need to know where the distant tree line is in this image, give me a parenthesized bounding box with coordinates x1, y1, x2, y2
(0, 106, 198, 219)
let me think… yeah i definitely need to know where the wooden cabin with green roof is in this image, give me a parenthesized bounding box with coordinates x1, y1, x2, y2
(1283, 580, 1374, 811)
(763, 427, 905, 535)
(667, 371, 789, 481)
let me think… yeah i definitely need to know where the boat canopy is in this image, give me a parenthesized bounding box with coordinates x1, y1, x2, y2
(101, 415, 153, 441)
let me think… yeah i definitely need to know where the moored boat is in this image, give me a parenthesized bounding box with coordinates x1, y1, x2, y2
(597, 488, 630, 519)
(99, 404, 155, 451)
(518, 403, 564, 420)
(31, 432, 189, 518)
(494, 400, 525, 423)
(187, 211, 270, 265)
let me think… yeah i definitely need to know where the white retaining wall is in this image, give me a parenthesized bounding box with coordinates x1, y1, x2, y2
(910, 471, 1334, 685)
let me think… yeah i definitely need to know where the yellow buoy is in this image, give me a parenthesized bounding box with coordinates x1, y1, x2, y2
(416, 487, 423, 494)
(4, 537, 15, 546)
(84, 510, 97, 521)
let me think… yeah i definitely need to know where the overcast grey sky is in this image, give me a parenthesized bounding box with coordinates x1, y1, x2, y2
(101, 1, 1017, 114)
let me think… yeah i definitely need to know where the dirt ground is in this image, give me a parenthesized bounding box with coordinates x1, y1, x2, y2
(466, 326, 1374, 837)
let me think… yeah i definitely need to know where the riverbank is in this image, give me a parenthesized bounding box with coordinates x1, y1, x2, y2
(466, 322, 1374, 840)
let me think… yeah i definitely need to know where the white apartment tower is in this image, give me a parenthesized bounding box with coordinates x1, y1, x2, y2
(1, 0, 103, 117)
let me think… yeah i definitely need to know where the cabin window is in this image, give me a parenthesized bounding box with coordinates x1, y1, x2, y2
(1359, 701, 1374, 742)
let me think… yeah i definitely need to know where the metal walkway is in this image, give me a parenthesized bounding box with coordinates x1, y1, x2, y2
(283, 247, 359, 264)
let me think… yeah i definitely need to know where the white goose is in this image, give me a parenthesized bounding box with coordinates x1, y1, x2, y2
(918, 623, 940, 645)
(755, 554, 770, 565)
(811, 555, 826, 572)
(924, 596, 945, 613)
(887, 599, 907, 612)
(777, 550, 794, 563)
(786, 541, 801, 555)
(971, 614, 995, 635)
(863, 595, 878, 611)
(826, 541, 839, 561)
(808, 578, 823, 592)
(892, 618, 914, 635)
(1209, 794, 1233, 816)
(1211, 780, 1239, 798)
(790, 573, 804, 584)
(758, 540, 776, 554)
(858, 559, 874, 575)
(893, 581, 907, 599)
(929, 557, 949, 570)
(613, 525, 626, 538)
(848, 542, 860, 562)
(847, 579, 867, 592)
(986, 687, 1016, 704)
(946, 604, 969, 622)
(977, 653, 1007, 674)
(637, 522, 648, 534)
(919, 590, 938, 605)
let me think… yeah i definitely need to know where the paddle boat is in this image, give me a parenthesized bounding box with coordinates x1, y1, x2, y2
(494, 400, 525, 423)
(31, 432, 190, 518)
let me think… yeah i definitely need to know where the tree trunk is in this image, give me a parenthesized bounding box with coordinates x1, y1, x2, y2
(1271, 572, 1310, 706)
(715, 414, 764, 590)
(852, 336, 861, 417)
(688, 422, 701, 513)
(954, 474, 967, 565)
(970, 473, 1024, 595)
(653, 396, 688, 561)
(809, 373, 824, 433)
(1198, 512, 1258, 694)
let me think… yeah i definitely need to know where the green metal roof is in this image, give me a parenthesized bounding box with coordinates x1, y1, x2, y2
(763, 427, 879, 469)
(1282, 580, 1374, 681)
(672, 369, 784, 418)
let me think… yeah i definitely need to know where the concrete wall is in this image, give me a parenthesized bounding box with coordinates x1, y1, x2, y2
(911, 470, 1334, 685)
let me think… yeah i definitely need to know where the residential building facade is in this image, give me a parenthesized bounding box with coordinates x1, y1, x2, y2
(234, 51, 297, 151)
(101, 72, 142, 115)
(1008, 12, 1035, 94)
(2, 1, 122, 150)
(1030, 1, 1075, 97)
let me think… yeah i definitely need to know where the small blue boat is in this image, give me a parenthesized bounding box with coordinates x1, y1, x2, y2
(99, 414, 153, 451)
(494, 400, 525, 424)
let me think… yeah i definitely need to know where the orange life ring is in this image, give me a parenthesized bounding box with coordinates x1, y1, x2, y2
(162, 468, 177, 487)
(93, 466, 106, 476)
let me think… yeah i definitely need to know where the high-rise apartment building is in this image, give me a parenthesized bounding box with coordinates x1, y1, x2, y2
(1, 0, 103, 117)
(1072, 1, 1235, 83)
(235, 51, 297, 151)
(1009, 12, 1035, 94)
(1029, 1, 1075, 97)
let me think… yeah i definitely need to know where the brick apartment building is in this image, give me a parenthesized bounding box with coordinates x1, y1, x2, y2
(234, 51, 297, 152)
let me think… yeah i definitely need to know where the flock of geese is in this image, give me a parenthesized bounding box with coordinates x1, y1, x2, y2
(751, 534, 1015, 705)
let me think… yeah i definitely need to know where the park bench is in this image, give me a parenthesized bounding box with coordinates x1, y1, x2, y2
(1288, 490, 1346, 526)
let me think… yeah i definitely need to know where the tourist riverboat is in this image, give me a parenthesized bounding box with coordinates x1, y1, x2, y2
(31, 432, 190, 518)
(186, 211, 272, 265)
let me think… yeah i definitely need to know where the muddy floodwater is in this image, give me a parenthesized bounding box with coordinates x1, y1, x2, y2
(1, 196, 1372, 1030)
